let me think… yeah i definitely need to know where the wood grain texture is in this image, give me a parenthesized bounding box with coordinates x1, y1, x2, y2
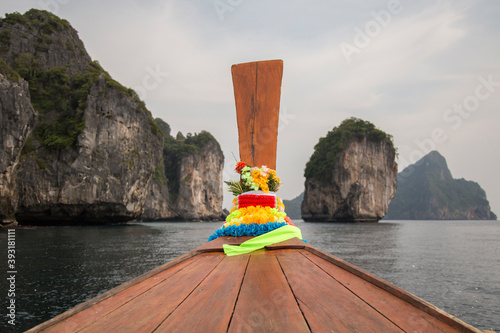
(303, 251, 464, 333)
(29, 242, 483, 333)
(231, 60, 283, 170)
(276, 250, 403, 332)
(303, 246, 482, 333)
(155, 254, 250, 333)
(77, 253, 224, 333)
(265, 236, 308, 250)
(196, 236, 253, 253)
(228, 251, 310, 332)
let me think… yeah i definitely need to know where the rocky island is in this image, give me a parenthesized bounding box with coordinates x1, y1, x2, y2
(301, 118, 397, 222)
(282, 192, 303, 220)
(0, 9, 225, 226)
(385, 150, 497, 220)
(140, 121, 225, 222)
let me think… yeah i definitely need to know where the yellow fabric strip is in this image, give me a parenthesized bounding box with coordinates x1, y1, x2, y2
(222, 225, 303, 256)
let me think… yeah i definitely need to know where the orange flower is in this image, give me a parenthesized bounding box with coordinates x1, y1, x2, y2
(251, 169, 261, 178)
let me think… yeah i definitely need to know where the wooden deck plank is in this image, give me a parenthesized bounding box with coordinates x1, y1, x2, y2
(265, 236, 308, 250)
(77, 253, 224, 333)
(41, 254, 203, 333)
(228, 251, 310, 333)
(276, 250, 404, 332)
(196, 236, 253, 252)
(303, 251, 464, 333)
(196, 235, 306, 253)
(27, 242, 484, 333)
(155, 254, 250, 332)
(304, 246, 482, 333)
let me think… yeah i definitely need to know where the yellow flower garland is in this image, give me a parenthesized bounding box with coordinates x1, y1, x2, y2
(223, 206, 287, 228)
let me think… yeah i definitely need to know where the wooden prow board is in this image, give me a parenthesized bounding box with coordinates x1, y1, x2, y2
(231, 59, 283, 170)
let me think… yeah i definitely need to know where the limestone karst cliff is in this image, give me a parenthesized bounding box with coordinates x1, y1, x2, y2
(301, 118, 397, 222)
(385, 151, 497, 220)
(0, 64, 37, 224)
(0, 9, 225, 225)
(176, 139, 225, 221)
(140, 124, 225, 222)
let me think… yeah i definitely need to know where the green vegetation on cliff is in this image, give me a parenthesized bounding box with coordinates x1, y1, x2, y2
(2, 9, 159, 151)
(155, 118, 221, 199)
(0, 9, 71, 33)
(0, 30, 10, 52)
(14, 59, 100, 150)
(0, 58, 20, 81)
(304, 117, 394, 183)
(1, 10, 87, 150)
(1, 10, 77, 59)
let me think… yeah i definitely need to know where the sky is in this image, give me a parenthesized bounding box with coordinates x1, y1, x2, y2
(3, 0, 500, 214)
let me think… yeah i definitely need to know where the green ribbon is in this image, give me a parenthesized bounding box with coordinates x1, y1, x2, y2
(223, 225, 303, 256)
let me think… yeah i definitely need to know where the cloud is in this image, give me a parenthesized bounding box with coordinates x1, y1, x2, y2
(326, 5, 467, 109)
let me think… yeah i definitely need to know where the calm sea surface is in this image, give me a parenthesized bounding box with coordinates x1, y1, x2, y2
(1, 220, 499, 332)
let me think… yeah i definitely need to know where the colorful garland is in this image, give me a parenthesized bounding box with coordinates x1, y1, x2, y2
(224, 206, 292, 226)
(208, 222, 289, 242)
(208, 162, 295, 242)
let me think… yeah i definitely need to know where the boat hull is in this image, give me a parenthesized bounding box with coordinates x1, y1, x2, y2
(27, 237, 482, 332)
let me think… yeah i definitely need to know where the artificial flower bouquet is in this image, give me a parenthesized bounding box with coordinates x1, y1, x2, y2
(224, 162, 282, 196)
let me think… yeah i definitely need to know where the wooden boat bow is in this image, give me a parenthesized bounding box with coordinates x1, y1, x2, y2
(27, 237, 484, 332)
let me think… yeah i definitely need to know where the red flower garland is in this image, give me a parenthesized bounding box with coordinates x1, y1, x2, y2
(237, 194, 277, 209)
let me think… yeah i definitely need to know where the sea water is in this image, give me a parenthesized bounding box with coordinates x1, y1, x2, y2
(0, 220, 498, 332)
